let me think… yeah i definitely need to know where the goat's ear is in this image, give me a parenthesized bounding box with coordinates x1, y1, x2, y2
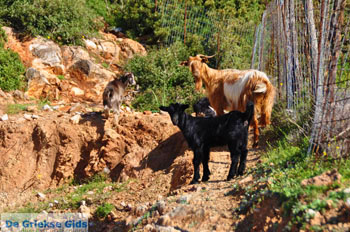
(181, 104, 189, 111)
(159, 106, 169, 112)
(180, 61, 189, 66)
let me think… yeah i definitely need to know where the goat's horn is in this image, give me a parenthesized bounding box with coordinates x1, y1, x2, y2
(200, 54, 215, 59)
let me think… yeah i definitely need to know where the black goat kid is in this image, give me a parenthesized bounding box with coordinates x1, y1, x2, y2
(193, 97, 216, 117)
(160, 101, 254, 184)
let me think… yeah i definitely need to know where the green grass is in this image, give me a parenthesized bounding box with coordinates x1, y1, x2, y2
(6, 103, 31, 114)
(9, 174, 130, 213)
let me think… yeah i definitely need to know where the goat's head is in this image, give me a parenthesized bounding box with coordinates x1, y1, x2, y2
(180, 54, 215, 92)
(159, 103, 189, 125)
(121, 72, 136, 86)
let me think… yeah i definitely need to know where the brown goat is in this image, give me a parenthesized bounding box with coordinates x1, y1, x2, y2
(181, 54, 275, 147)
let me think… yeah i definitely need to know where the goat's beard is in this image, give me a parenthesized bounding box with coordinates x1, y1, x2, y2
(195, 79, 202, 92)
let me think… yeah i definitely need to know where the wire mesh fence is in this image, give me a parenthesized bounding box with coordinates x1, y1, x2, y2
(157, 0, 350, 157)
(252, 0, 350, 158)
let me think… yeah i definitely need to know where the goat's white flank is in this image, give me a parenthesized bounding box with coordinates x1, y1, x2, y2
(223, 70, 269, 110)
(223, 72, 251, 109)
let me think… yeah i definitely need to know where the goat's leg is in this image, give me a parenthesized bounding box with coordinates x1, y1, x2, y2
(190, 151, 201, 184)
(252, 116, 259, 148)
(227, 142, 240, 181)
(237, 147, 248, 176)
(104, 105, 110, 118)
(201, 147, 211, 182)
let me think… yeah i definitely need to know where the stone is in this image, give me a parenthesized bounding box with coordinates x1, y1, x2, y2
(310, 211, 325, 226)
(79, 205, 91, 218)
(26, 105, 37, 113)
(70, 114, 81, 124)
(37, 192, 46, 200)
(31, 115, 40, 119)
(1, 114, 9, 121)
(301, 169, 342, 187)
(24, 114, 32, 121)
(42, 104, 53, 111)
(71, 87, 85, 97)
(156, 200, 167, 215)
(157, 215, 172, 226)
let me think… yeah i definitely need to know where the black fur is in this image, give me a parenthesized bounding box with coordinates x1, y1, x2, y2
(193, 97, 216, 117)
(160, 101, 254, 184)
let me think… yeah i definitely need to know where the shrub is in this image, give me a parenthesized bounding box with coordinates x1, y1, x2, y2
(124, 42, 203, 112)
(0, 0, 103, 45)
(0, 46, 25, 91)
(95, 203, 114, 218)
(114, 0, 165, 44)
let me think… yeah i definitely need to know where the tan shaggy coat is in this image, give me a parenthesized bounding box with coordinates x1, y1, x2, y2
(181, 55, 275, 147)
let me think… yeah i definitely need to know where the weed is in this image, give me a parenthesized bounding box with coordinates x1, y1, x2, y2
(95, 203, 114, 218)
(57, 75, 65, 80)
(6, 103, 31, 114)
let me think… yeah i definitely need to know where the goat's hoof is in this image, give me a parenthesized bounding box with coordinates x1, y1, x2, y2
(201, 176, 209, 182)
(253, 142, 259, 148)
(226, 175, 234, 181)
(190, 179, 199, 185)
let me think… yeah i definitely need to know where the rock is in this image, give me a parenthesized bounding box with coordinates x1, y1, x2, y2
(103, 167, 111, 174)
(68, 103, 85, 114)
(31, 115, 40, 119)
(42, 104, 53, 111)
(157, 215, 172, 226)
(301, 169, 342, 187)
(310, 211, 325, 226)
(239, 175, 253, 184)
(37, 192, 46, 200)
(70, 114, 81, 124)
(345, 198, 350, 210)
(144, 224, 154, 232)
(53, 200, 59, 205)
(24, 114, 32, 121)
(79, 205, 91, 218)
(1, 114, 9, 121)
(0, 88, 7, 98)
(48, 203, 54, 208)
(86, 191, 94, 195)
(26, 105, 37, 113)
(84, 39, 97, 50)
(156, 200, 166, 215)
(12, 90, 24, 99)
(29, 38, 62, 66)
(71, 87, 85, 97)
(306, 208, 317, 218)
(343, 188, 350, 194)
(134, 205, 147, 216)
(177, 195, 191, 204)
(144, 111, 152, 115)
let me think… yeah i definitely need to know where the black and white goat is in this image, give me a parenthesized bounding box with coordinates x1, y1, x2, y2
(160, 101, 254, 184)
(193, 97, 216, 117)
(103, 72, 136, 123)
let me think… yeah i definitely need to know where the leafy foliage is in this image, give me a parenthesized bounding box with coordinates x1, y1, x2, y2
(125, 42, 203, 112)
(114, 0, 165, 43)
(95, 203, 114, 218)
(0, 0, 103, 45)
(0, 28, 25, 91)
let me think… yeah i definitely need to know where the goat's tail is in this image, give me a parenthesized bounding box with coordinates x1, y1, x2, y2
(244, 100, 254, 126)
(260, 80, 276, 126)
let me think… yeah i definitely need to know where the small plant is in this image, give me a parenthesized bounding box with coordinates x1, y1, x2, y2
(0, 47, 25, 91)
(95, 203, 114, 218)
(6, 103, 31, 115)
(57, 75, 65, 80)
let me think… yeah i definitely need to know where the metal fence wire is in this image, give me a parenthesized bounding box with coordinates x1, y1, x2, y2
(157, 0, 350, 158)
